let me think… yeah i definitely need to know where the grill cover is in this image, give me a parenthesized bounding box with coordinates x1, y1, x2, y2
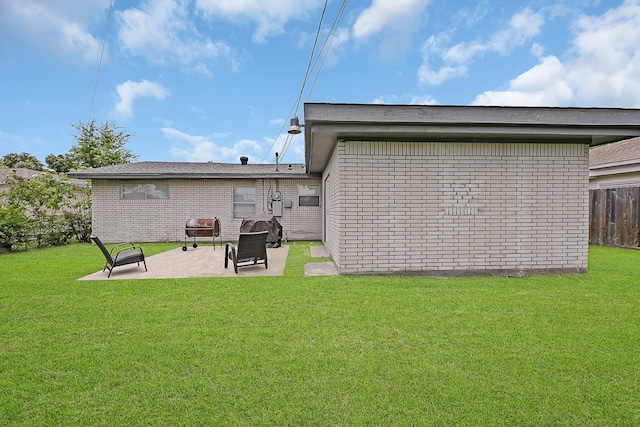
(239, 214, 282, 247)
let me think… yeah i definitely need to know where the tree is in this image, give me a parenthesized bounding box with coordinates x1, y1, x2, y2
(45, 153, 78, 173)
(0, 171, 86, 247)
(70, 120, 138, 169)
(1, 152, 44, 171)
(0, 120, 137, 249)
(63, 185, 92, 244)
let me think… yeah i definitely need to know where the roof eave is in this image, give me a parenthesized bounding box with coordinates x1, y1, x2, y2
(303, 103, 640, 174)
(589, 162, 640, 177)
(68, 172, 320, 180)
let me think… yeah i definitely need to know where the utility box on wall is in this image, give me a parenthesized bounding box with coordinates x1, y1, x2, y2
(272, 200, 283, 216)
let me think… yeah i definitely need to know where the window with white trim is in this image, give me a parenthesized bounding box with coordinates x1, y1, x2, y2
(298, 184, 320, 207)
(122, 184, 169, 200)
(233, 187, 256, 218)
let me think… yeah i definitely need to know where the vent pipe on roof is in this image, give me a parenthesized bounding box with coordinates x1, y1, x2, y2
(275, 152, 279, 171)
(240, 156, 248, 165)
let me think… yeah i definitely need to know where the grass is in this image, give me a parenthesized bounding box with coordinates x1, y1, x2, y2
(1, 243, 639, 425)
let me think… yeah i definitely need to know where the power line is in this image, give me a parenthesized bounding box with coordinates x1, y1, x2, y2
(280, 0, 349, 160)
(305, 0, 349, 104)
(88, 0, 115, 122)
(262, 0, 350, 164)
(260, 0, 329, 164)
(291, 0, 329, 118)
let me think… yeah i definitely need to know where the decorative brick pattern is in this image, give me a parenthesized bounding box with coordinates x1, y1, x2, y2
(324, 141, 589, 275)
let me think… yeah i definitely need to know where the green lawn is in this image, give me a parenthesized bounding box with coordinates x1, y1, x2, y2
(1, 243, 639, 425)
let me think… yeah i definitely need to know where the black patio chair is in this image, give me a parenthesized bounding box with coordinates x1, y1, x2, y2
(224, 231, 269, 274)
(91, 235, 147, 278)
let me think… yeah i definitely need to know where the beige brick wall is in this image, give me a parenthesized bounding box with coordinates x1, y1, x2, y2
(324, 140, 589, 275)
(91, 178, 322, 244)
(323, 142, 345, 270)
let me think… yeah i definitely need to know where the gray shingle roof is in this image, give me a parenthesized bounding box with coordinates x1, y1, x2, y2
(68, 161, 316, 180)
(589, 136, 640, 167)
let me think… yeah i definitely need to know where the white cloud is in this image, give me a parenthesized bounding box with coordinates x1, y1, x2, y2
(0, 0, 108, 63)
(284, 135, 305, 161)
(472, 1, 640, 107)
(408, 95, 439, 105)
(268, 134, 304, 163)
(488, 7, 545, 54)
(115, 80, 169, 119)
(351, 0, 431, 60)
(373, 94, 438, 105)
(352, 0, 431, 39)
(566, 0, 640, 106)
(163, 127, 263, 162)
(116, 0, 235, 74)
(417, 34, 467, 85)
(194, 0, 322, 43)
(472, 55, 573, 106)
(419, 7, 544, 86)
(418, 64, 467, 86)
(322, 27, 351, 67)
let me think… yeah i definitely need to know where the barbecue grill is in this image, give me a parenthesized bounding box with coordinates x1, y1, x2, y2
(183, 218, 220, 251)
(240, 214, 282, 248)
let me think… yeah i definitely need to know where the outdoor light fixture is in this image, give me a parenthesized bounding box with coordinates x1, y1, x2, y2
(288, 116, 303, 134)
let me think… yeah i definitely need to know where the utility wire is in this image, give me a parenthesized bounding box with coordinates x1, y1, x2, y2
(280, 0, 349, 159)
(291, 0, 329, 118)
(88, 0, 115, 122)
(262, 0, 349, 163)
(260, 0, 328, 164)
(305, 0, 348, 104)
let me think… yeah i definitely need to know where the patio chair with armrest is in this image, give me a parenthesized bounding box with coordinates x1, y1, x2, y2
(91, 235, 147, 278)
(224, 231, 269, 274)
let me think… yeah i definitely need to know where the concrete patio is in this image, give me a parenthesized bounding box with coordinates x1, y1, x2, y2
(80, 243, 337, 280)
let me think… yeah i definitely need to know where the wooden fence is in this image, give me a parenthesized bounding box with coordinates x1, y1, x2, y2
(589, 187, 640, 248)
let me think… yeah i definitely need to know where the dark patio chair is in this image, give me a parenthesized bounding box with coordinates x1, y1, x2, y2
(224, 231, 268, 274)
(91, 235, 147, 278)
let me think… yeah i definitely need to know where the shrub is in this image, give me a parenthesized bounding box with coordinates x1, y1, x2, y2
(0, 171, 92, 250)
(0, 206, 29, 251)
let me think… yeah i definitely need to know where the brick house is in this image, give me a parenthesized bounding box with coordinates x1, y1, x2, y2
(70, 161, 323, 244)
(589, 136, 640, 189)
(71, 103, 640, 276)
(588, 137, 640, 248)
(302, 103, 640, 276)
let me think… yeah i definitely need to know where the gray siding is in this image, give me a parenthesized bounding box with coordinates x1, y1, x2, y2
(589, 171, 640, 189)
(91, 178, 322, 244)
(327, 140, 589, 275)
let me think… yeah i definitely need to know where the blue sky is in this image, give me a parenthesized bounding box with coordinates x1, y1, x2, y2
(1, 0, 639, 166)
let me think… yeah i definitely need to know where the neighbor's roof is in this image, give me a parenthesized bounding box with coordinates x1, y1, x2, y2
(68, 161, 316, 180)
(589, 136, 640, 167)
(303, 103, 640, 173)
(0, 168, 88, 187)
(589, 136, 640, 178)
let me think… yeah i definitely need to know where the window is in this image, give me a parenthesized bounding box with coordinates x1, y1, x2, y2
(233, 187, 256, 218)
(298, 184, 320, 207)
(122, 184, 169, 200)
